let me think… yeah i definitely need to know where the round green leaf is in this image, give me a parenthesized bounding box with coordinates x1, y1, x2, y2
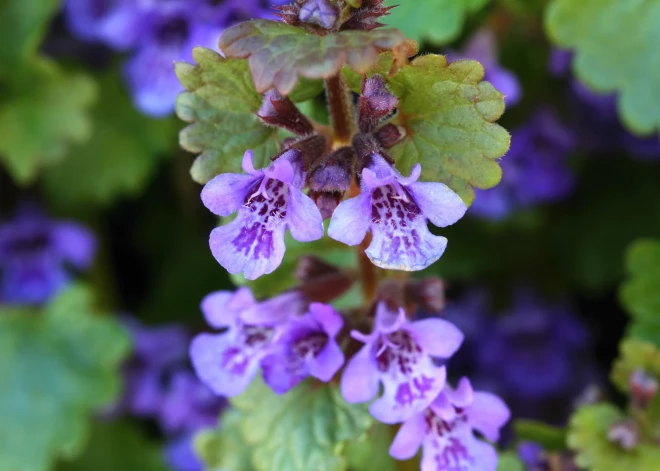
(0, 286, 131, 471)
(545, 0, 660, 135)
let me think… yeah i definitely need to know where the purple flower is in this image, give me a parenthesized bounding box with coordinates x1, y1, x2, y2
(63, 0, 141, 49)
(298, 0, 338, 29)
(164, 433, 203, 471)
(0, 205, 96, 304)
(261, 302, 345, 394)
(190, 287, 302, 397)
(328, 154, 466, 271)
(389, 377, 510, 471)
(450, 28, 521, 106)
(340, 302, 463, 424)
(470, 110, 576, 220)
(121, 317, 225, 434)
(476, 289, 591, 399)
(202, 150, 324, 280)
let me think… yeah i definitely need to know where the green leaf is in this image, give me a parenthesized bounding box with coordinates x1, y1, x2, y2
(347, 53, 509, 204)
(175, 47, 279, 184)
(620, 239, 660, 346)
(219, 20, 407, 94)
(568, 403, 660, 471)
(231, 378, 373, 471)
(195, 410, 252, 471)
(42, 73, 177, 208)
(0, 0, 59, 71)
(513, 419, 567, 451)
(496, 452, 524, 471)
(344, 422, 398, 471)
(57, 421, 169, 471)
(0, 58, 97, 184)
(384, 0, 489, 44)
(545, 0, 660, 135)
(0, 285, 131, 471)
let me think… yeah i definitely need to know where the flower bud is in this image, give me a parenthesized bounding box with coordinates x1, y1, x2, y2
(258, 89, 314, 136)
(299, 0, 338, 29)
(309, 190, 343, 219)
(608, 419, 639, 451)
(358, 74, 398, 132)
(374, 123, 406, 148)
(405, 277, 446, 313)
(308, 146, 355, 193)
(629, 368, 658, 409)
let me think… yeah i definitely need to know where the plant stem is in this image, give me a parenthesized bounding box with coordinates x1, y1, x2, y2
(358, 234, 377, 302)
(325, 74, 355, 146)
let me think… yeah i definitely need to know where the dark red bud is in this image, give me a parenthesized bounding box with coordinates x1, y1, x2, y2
(258, 89, 314, 136)
(308, 146, 355, 192)
(309, 190, 343, 219)
(295, 255, 340, 281)
(630, 368, 658, 409)
(405, 277, 446, 313)
(375, 123, 406, 148)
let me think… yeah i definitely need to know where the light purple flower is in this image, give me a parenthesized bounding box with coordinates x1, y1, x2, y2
(0, 205, 96, 304)
(63, 0, 142, 50)
(202, 150, 324, 280)
(451, 28, 521, 106)
(298, 0, 338, 29)
(261, 302, 345, 394)
(190, 287, 300, 397)
(389, 378, 510, 471)
(328, 154, 466, 271)
(340, 302, 463, 424)
(165, 433, 203, 471)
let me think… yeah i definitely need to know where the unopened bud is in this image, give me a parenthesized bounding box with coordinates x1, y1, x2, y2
(374, 123, 406, 148)
(310, 190, 343, 219)
(308, 146, 354, 193)
(295, 256, 339, 281)
(406, 277, 446, 313)
(358, 74, 398, 132)
(299, 0, 338, 29)
(630, 368, 658, 409)
(258, 89, 314, 136)
(608, 419, 639, 451)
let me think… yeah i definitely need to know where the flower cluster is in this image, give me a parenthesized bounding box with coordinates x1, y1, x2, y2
(117, 317, 226, 471)
(63, 0, 287, 116)
(191, 276, 510, 469)
(201, 74, 467, 279)
(0, 204, 96, 304)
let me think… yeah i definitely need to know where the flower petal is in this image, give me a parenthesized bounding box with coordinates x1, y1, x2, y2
(261, 351, 305, 394)
(51, 222, 97, 269)
(389, 412, 427, 460)
(407, 182, 467, 228)
(340, 345, 380, 403)
(209, 211, 286, 280)
(201, 173, 260, 217)
(469, 392, 510, 442)
(286, 186, 324, 242)
(371, 362, 446, 424)
(189, 333, 259, 397)
(201, 287, 255, 329)
(407, 318, 464, 358)
(309, 302, 343, 337)
(366, 216, 447, 271)
(308, 340, 344, 382)
(421, 428, 497, 471)
(327, 192, 371, 246)
(241, 291, 305, 325)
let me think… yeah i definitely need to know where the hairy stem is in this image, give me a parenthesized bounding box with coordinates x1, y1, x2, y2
(358, 234, 377, 302)
(325, 74, 355, 145)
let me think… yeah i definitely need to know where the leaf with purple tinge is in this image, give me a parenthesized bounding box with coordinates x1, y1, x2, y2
(219, 19, 407, 95)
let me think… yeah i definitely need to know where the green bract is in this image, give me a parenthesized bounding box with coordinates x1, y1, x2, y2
(219, 19, 407, 94)
(0, 286, 130, 471)
(545, 0, 660, 135)
(0, 58, 97, 184)
(385, 0, 489, 44)
(346, 53, 509, 204)
(621, 239, 660, 346)
(57, 421, 169, 471)
(202, 378, 373, 471)
(43, 73, 177, 208)
(175, 48, 279, 184)
(568, 403, 660, 471)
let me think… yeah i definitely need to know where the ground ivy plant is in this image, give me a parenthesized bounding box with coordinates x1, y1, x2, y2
(175, 1, 512, 470)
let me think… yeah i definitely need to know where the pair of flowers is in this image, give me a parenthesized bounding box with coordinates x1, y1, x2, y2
(190, 286, 509, 470)
(201, 149, 467, 279)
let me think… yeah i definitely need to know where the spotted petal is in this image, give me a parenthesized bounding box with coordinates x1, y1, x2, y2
(421, 428, 498, 471)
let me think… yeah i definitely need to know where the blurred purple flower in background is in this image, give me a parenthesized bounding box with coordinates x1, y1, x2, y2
(550, 48, 660, 161)
(0, 204, 96, 304)
(63, 0, 287, 116)
(448, 28, 521, 106)
(117, 317, 225, 471)
(470, 110, 576, 220)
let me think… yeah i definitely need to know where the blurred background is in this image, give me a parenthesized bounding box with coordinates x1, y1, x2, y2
(1, 0, 659, 470)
